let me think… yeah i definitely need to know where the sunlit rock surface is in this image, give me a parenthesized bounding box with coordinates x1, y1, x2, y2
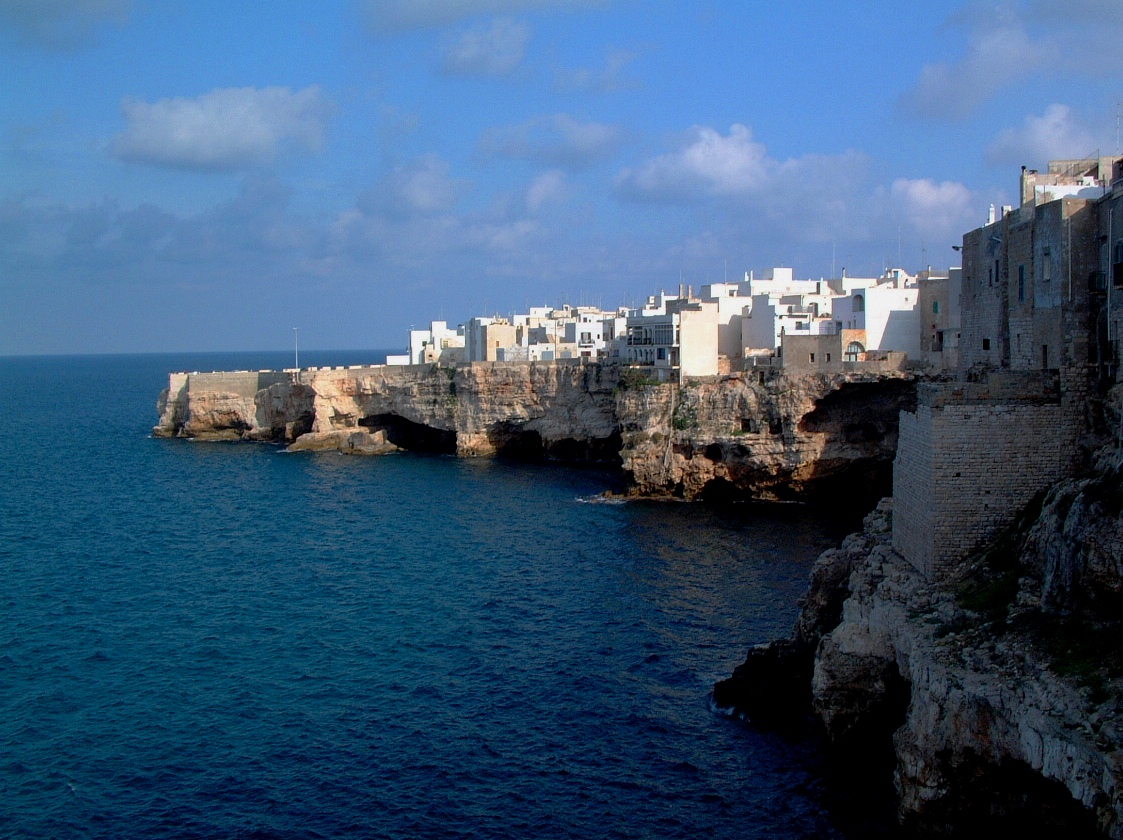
(155, 362, 915, 505)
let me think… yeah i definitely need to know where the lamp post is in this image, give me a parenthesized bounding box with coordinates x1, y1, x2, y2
(293, 327, 299, 383)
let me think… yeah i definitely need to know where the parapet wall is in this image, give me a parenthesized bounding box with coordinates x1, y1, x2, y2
(181, 370, 292, 399)
(893, 371, 1072, 578)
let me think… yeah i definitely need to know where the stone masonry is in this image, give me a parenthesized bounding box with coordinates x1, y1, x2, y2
(892, 374, 1072, 578)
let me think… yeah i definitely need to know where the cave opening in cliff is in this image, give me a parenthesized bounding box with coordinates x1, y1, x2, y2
(489, 422, 546, 461)
(488, 422, 623, 465)
(821, 661, 912, 837)
(900, 753, 1108, 837)
(359, 414, 456, 454)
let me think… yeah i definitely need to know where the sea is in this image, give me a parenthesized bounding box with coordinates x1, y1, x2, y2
(0, 352, 881, 839)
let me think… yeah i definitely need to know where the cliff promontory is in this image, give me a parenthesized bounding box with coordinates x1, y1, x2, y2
(716, 457, 1123, 835)
(154, 362, 916, 503)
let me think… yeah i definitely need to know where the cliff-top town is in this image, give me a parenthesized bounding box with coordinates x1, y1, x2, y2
(384, 156, 1123, 388)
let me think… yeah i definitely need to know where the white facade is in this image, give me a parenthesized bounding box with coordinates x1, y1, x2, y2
(389, 266, 924, 373)
(865, 282, 920, 356)
(742, 292, 838, 353)
(741, 268, 921, 358)
(622, 299, 720, 377)
(387, 320, 465, 365)
(699, 282, 754, 359)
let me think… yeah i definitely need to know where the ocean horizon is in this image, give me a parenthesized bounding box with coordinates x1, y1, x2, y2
(0, 352, 887, 838)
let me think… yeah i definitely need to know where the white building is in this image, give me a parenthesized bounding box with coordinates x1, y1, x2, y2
(742, 268, 921, 360)
(699, 282, 754, 359)
(387, 320, 465, 365)
(622, 297, 720, 377)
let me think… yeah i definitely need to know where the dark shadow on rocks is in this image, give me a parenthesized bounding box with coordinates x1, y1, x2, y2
(488, 423, 624, 465)
(360, 413, 456, 454)
(901, 752, 1108, 838)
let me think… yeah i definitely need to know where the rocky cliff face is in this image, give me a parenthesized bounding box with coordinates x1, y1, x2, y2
(155, 379, 316, 442)
(617, 371, 915, 504)
(154, 362, 915, 503)
(716, 466, 1123, 836)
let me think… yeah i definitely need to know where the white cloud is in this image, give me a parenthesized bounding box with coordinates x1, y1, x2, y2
(325, 156, 562, 270)
(987, 104, 1102, 165)
(0, 0, 130, 49)
(889, 178, 976, 240)
(1028, 0, 1123, 29)
(554, 48, 639, 93)
(901, 1, 1123, 119)
(358, 155, 472, 217)
(524, 170, 567, 212)
(900, 6, 1044, 120)
(480, 114, 623, 168)
(441, 17, 530, 76)
(615, 124, 772, 200)
(0, 176, 308, 278)
(110, 86, 334, 172)
(359, 0, 602, 32)
(615, 122, 982, 259)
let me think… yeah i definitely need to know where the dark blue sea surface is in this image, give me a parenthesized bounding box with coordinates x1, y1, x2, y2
(0, 353, 857, 839)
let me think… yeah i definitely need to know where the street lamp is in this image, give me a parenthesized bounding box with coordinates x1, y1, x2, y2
(293, 327, 299, 382)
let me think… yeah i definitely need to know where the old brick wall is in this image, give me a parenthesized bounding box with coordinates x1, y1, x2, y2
(893, 374, 1074, 578)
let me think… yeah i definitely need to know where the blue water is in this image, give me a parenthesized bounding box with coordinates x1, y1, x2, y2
(0, 353, 854, 839)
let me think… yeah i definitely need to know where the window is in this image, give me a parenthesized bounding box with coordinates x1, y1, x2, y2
(933, 300, 940, 315)
(1042, 345, 1049, 369)
(1043, 250, 1051, 282)
(1018, 265, 1025, 302)
(825, 353, 832, 362)
(852, 294, 864, 312)
(845, 341, 864, 362)
(809, 353, 816, 363)
(983, 338, 991, 351)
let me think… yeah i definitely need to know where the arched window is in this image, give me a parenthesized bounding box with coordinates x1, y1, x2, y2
(852, 294, 864, 313)
(845, 341, 865, 362)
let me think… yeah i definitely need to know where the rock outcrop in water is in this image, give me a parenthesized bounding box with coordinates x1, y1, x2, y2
(716, 459, 1123, 836)
(154, 362, 916, 504)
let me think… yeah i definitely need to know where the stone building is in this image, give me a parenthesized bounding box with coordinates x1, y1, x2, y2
(893, 157, 1122, 578)
(917, 268, 961, 370)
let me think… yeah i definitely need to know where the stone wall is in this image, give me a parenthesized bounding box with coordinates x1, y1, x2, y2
(183, 370, 291, 397)
(893, 372, 1072, 577)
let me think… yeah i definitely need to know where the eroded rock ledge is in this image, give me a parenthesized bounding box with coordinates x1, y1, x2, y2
(716, 472, 1123, 837)
(154, 362, 916, 504)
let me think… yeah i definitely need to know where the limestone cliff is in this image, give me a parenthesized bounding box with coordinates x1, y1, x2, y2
(154, 362, 916, 503)
(716, 468, 1123, 836)
(155, 375, 316, 442)
(617, 370, 915, 503)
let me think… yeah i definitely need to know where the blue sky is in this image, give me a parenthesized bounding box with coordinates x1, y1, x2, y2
(3, 0, 1122, 355)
